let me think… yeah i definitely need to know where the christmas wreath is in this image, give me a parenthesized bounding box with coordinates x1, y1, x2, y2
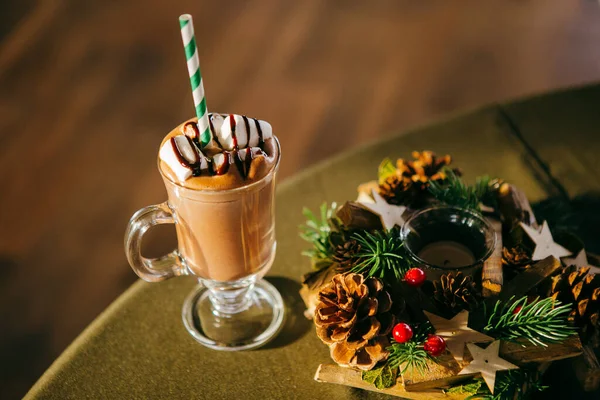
(299, 151, 600, 399)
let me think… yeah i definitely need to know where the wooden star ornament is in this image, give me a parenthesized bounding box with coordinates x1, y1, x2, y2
(423, 310, 494, 362)
(356, 190, 374, 204)
(359, 190, 407, 230)
(520, 221, 571, 261)
(459, 340, 518, 394)
(563, 249, 600, 275)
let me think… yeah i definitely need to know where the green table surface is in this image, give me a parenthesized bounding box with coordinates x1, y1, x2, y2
(26, 85, 600, 399)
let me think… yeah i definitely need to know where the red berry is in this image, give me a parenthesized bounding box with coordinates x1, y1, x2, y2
(513, 305, 522, 315)
(404, 267, 426, 287)
(392, 322, 413, 343)
(513, 298, 534, 314)
(423, 334, 446, 356)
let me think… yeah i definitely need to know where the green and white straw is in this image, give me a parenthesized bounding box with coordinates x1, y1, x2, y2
(179, 14, 211, 147)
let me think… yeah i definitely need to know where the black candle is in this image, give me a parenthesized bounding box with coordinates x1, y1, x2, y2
(417, 240, 476, 268)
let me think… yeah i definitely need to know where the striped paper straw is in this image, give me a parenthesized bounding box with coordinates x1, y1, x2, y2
(179, 14, 211, 147)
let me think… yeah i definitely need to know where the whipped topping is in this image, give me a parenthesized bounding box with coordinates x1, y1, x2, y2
(161, 113, 273, 182)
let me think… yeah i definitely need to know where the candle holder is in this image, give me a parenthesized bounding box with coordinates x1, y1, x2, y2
(400, 206, 496, 280)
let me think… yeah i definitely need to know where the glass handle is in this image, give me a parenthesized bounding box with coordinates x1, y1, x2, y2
(124, 202, 188, 282)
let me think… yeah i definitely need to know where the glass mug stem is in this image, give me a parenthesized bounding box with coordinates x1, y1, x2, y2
(204, 278, 255, 315)
(124, 202, 189, 282)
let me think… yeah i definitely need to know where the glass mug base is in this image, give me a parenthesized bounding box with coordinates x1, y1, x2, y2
(182, 278, 284, 351)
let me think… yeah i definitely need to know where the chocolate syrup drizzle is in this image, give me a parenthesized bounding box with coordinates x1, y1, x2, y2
(241, 116, 254, 175)
(179, 114, 266, 179)
(230, 114, 246, 177)
(254, 117, 264, 146)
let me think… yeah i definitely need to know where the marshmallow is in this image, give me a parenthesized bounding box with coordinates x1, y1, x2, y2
(203, 113, 226, 151)
(159, 135, 208, 182)
(246, 119, 259, 148)
(182, 121, 201, 142)
(215, 114, 274, 150)
(217, 114, 248, 150)
(245, 118, 273, 147)
(238, 147, 265, 161)
(212, 152, 230, 175)
(256, 119, 273, 142)
(209, 113, 225, 137)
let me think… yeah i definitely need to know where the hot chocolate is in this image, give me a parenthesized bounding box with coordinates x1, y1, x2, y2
(158, 114, 279, 282)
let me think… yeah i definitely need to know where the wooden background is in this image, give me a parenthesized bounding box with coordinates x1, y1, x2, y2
(2, 0, 600, 398)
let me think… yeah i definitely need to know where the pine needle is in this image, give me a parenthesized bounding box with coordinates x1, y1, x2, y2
(428, 168, 493, 211)
(483, 296, 576, 347)
(387, 341, 430, 375)
(349, 228, 411, 281)
(299, 202, 337, 263)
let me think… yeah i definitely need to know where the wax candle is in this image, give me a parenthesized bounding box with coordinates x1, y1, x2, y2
(417, 240, 476, 268)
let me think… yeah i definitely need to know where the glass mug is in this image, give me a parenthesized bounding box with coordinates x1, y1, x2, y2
(125, 137, 284, 351)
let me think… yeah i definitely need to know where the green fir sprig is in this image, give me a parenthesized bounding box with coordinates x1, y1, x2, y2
(387, 341, 429, 375)
(299, 202, 337, 263)
(386, 323, 435, 375)
(428, 168, 493, 211)
(349, 228, 411, 281)
(483, 296, 576, 347)
(361, 323, 436, 389)
(458, 368, 548, 400)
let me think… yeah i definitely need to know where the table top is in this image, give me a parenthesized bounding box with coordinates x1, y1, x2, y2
(26, 85, 600, 399)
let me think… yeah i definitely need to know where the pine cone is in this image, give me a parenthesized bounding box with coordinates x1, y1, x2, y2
(409, 151, 452, 190)
(502, 246, 531, 269)
(378, 175, 416, 206)
(378, 150, 456, 206)
(314, 273, 395, 370)
(543, 265, 600, 348)
(432, 272, 481, 313)
(332, 239, 361, 272)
